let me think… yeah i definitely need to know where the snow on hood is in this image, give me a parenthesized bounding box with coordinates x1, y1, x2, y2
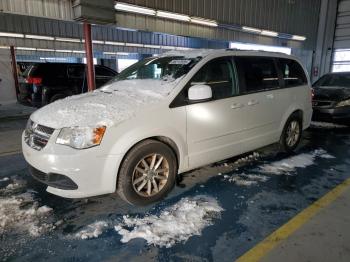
(30, 79, 179, 129)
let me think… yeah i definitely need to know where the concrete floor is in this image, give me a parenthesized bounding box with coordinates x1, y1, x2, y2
(1, 112, 350, 261)
(259, 184, 350, 262)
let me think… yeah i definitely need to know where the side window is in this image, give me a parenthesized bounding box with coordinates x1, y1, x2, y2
(68, 65, 85, 78)
(235, 56, 279, 93)
(95, 66, 115, 77)
(278, 58, 308, 87)
(190, 57, 237, 100)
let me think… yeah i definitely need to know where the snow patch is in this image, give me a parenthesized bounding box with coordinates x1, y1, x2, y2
(227, 173, 269, 186)
(311, 121, 348, 129)
(115, 195, 223, 248)
(0, 177, 9, 182)
(260, 149, 333, 175)
(0, 193, 53, 237)
(31, 79, 180, 129)
(74, 221, 110, 240)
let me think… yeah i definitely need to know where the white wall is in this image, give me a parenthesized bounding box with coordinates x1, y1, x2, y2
(0, 49, 16, 105)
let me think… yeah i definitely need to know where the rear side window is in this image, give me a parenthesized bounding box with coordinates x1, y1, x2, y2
(278, 58, 307, 87)
(68, 65, 85, 78)
(235, 57, 279, 93)
(95, 66, 116, 77)
(32, 64, 66, 78)
(190, 57, 237, 100)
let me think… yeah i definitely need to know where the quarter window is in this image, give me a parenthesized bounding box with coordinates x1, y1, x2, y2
(278, 58, 307, 87)
(235, 57, 279, 93)
(190, 57, 237, 100)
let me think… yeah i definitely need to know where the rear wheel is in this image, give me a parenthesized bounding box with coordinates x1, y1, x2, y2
(117, 140, 177, 206)
(280, 114, 302, 153)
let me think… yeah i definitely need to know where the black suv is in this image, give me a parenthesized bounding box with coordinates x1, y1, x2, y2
(18, 63, 117, 107)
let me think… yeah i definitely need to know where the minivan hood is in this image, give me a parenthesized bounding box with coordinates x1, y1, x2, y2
(30, 79, 179, 129)
(313, 86, 350, 102)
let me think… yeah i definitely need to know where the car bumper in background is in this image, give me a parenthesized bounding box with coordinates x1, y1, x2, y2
(312, 106, 350, 123)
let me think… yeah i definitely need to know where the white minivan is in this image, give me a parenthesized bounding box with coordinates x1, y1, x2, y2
(22, 49, 312, 205)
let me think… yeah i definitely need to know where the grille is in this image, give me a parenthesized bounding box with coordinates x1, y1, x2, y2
(312, 100, 334, 108)
(24, 120, 55, 151)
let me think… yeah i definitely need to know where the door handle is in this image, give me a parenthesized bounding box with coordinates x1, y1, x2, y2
(266, 94, 274, 99)
(231, 103, 244, 109)
(248, 100, 259, 106)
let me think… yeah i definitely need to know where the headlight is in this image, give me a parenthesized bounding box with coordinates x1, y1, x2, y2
(336, 99, 350, 108)
(56, 126, 106, 149)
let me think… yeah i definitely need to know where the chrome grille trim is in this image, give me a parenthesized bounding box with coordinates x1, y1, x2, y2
(24, 120, 55, 151)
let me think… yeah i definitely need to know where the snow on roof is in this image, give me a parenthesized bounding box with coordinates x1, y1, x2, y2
(161, 49, 217, 58)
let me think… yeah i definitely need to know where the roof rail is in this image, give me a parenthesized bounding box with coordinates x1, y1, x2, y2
(225, 48, 290, 55)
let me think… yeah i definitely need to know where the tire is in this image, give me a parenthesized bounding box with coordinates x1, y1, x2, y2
(50, 93, 67, 103)
(280, 114, 303, 153)
(117, 139, 177, 206)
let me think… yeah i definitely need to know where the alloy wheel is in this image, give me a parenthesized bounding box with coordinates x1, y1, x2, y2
(132, 153, 169, 197)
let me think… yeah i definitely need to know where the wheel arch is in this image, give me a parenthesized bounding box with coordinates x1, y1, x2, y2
(114, 135, 184, 191)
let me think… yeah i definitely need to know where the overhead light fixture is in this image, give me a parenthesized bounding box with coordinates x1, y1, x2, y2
(92, 40, 105, 44)
(126, 43, 144, 47)
(117, 52, 130, 56)
(261, 30, 278, 37)
(105, 41, 125, 46)
(72, 50, 85, 54)
(0, 46, 9, 49)
(115, 2, 156, 16)
(55, 49, 73, 53)
(144, 44, 161, 49)
(103, 52, 118, 55)
(37, 48, 55, 52)
(191, 17, 218, 27)
(292, 35, 306, 41)
(176, 47, 192, 51)
(16, 47, 36, 51)
(25, 34, 55, 41)
(156, 11, 190, 22)
(0, 32, 24, 38)
(56, 37, 81, 43)
(242, 26, 262, 34)
(161, 46, 176, 50)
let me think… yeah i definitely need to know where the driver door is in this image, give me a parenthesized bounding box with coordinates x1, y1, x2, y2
(186, 57, 249, 169)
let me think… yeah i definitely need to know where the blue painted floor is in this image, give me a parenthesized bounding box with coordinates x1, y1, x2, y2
(1, 123, 349, 262)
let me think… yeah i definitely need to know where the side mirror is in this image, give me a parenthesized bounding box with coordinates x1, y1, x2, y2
(188, 84, 212, 101)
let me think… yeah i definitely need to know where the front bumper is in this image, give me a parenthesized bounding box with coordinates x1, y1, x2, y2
(312, 106, 350, 123)
(22, 131, 124, 198)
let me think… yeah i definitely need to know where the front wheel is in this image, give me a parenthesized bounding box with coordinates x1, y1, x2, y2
(117, 140, 177, 206)
(280, 115, 302, 153)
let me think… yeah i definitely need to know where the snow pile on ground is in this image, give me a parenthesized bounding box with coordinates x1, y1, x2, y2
(233, 152, 260, 166)
(74, 221, 110, 240)
(228, 173, 269, 186)
(311, 121, 348, 129)
(260, 149, 334, 175)
(0, 177, 9, 182)
(0, 193, 53, 237)
(115, 196, 223, 248)
(31, 79, 180, 129)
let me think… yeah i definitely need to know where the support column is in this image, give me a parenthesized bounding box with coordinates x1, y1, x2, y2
(83, 23, 95, 91)
(10, 46, 19, 99)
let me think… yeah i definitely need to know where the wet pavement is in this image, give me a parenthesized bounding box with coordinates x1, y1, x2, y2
(1, 120, 350, 262)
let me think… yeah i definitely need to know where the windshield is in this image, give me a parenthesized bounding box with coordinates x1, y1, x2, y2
(313, 73, 350, 88)
(112, 56, 201, 83)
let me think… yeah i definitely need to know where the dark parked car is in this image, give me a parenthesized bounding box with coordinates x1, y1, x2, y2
(18, 63, 117, 107)
(312, 72, 350, 125)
